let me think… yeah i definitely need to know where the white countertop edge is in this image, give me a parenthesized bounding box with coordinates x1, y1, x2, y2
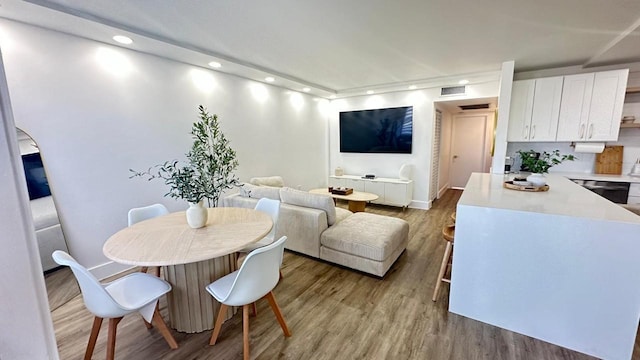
(459, 173, 640, 223)
(547, 171, 640, 183)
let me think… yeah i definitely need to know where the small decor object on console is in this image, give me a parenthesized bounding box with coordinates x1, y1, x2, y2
(334, 167, 344, 176)
(399, 164, 412, 180)
(331, 187, 353, 195)
(362, 174, 376, 179)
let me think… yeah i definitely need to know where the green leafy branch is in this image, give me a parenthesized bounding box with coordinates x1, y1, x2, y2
(517, 149, 576, 174)
(130, 105, 240, 207)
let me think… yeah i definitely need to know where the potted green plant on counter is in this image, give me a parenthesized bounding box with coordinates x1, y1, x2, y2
(517, 149, 576, 186)
(130, 105, 240, 228)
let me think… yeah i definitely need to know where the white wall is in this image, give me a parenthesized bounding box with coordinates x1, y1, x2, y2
(0, 19, 329, 274)
(0, 52, 59, 359)
(329, 83, 499, 209)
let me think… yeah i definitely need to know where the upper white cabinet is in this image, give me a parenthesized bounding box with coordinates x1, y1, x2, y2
(507, 76, 563, 142)
(556, 69, 628, 141)
(507, 80, 535, 141)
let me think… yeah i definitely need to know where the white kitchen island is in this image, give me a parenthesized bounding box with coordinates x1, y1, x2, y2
(450, 173, 640, 360)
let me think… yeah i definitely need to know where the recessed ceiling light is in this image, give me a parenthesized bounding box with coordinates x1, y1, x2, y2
(302, 87, 311, 92)
(408, 85, 417, 90)
(112, 35, 133, 45)
(459, 79, 469, 85)
(366, 90, 375, 95)
(208, 61, 222, 68)
(329, 95, 337, 99)
(265, 77, 275, 83)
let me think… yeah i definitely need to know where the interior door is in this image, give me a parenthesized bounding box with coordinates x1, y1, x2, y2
(450, 114, 488, 188)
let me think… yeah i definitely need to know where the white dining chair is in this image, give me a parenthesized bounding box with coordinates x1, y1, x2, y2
(237, 198, 283, 312)
(128, 203, 169, 276)
(206, 236, 291, 360)
(239, 198, 280, 252)
(52, 250, 178, 360)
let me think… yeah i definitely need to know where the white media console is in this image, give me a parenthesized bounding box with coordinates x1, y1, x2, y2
(329, 175, 413, 208)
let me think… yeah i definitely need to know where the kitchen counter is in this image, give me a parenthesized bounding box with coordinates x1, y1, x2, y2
(450, 173, 640, 360)
(463, 173, 640, 221)
(550, 171, 640, 183)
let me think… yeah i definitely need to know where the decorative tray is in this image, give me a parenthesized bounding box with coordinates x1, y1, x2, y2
(331, 188, 353, 195)
(503, 181, 549, 192)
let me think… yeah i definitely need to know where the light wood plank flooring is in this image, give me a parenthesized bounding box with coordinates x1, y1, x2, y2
(45, 190, 640, 359)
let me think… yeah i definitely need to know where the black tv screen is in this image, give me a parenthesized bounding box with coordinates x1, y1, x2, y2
(21, 152, 51, 200)
(340, 106, 413, 153)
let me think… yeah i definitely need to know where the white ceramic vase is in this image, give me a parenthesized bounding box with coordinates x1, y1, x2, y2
(186, 200, 208, 228)
(526, 173, 547, 187)
(399, 164, 412, 180)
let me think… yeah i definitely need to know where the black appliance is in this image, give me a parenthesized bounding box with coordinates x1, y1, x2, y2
(570, 179, 630, 204)
(339, 106, 413, 154)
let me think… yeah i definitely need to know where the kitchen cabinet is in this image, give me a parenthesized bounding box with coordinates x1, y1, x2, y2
(556, 69, 628, 141)
(507, 77, 563, 142)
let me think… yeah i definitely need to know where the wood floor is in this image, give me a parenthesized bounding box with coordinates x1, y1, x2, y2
(45, 190, 640, 359)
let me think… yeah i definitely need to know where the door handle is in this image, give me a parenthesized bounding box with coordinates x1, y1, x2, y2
(524, 125, 529, 139)
(531, 125, 536, 139)
(579, 124, 585, 139)
(453, 155, 459, 159)
(589, 124, 594, 139)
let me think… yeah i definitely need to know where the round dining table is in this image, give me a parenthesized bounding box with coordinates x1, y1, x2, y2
(103, 207, 272, 333)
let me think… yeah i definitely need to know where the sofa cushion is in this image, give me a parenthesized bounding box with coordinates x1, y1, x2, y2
(280, 187, 337, 225)
(249, 176, 285, 187)
(239, 183, 281, 200)
(334, 207, 353, 224)
(320, 212, 409, 262)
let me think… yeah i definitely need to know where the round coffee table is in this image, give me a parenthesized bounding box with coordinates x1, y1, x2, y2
(309, 188, 379, 212)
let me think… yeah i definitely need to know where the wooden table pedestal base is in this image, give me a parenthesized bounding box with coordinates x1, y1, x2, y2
(348, 200, 367, 213)
(164, 255, 238, 333)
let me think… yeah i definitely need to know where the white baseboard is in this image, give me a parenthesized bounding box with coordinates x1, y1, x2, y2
(89, 260, 135, 281)
(409, 200, 431, 210)
(438, 183, 450, 198)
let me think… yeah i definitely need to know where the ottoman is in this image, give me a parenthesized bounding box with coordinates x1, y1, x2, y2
(319, 212, 409, 277)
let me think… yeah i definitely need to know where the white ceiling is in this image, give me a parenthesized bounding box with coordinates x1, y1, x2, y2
(2, 0, 640, 98)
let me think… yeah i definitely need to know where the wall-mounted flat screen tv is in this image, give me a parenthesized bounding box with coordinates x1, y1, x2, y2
(21, 152, 51, 200)
(340, 106, 413, 154)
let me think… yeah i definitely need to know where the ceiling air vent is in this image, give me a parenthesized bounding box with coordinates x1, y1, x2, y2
(459, 103, 490, 110)
(441, 85, 466, 96)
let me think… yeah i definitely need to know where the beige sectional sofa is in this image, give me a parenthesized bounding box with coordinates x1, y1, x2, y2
(224, 184, 352, 257)
(223, 179, 409, 277)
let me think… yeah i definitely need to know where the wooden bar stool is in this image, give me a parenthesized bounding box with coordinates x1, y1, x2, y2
(432, 223, 455, 302)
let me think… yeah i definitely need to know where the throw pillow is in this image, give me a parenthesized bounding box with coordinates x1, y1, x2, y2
(280, 187, 337, 225)
(249, 176, 285, 188)
(240, 183, 281, 200)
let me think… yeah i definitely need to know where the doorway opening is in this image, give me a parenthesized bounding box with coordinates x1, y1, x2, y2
(431, 97, 498, 200)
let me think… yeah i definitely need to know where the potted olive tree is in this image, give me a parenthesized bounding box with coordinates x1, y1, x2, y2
(131, 105, 240, 228)
(517, 149, 575, 186)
